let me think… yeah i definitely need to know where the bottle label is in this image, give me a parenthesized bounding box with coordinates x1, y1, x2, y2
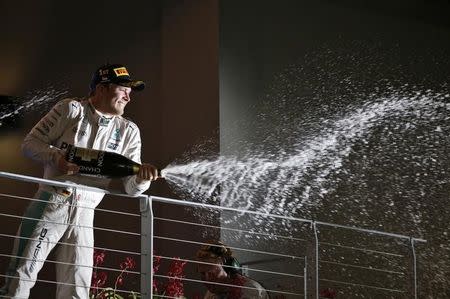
(63, 143, 140, 177)
(79, 165, 102, 174)
(76, 147, 100, 162)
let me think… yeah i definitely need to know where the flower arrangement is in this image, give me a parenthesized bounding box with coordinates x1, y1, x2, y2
(153, 254, 187, 298)
(319, 287, 337, 298)
(89, 250, 187, 299)
(90, 250, 139, 299)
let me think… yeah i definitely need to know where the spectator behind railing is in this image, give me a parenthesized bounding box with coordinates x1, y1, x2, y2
(196, 240, 269, 299)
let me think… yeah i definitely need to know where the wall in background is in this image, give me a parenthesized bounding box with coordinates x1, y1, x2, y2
(0, 0, 219, 296)
(219, 0, 450, 295)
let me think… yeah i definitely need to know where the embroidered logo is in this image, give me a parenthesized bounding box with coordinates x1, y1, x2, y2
(30, 228, 48, 273)
(111, 128, 121, 141)
(107, 143, 119, 150)
(113, 67, 129, 77)
(99, 117, 111, 126)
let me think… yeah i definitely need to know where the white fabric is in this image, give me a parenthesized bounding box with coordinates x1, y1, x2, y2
(2, 98, 150, 298)
(23, 97, 150, 196)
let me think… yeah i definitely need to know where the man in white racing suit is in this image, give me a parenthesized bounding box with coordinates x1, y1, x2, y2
(0, 63, 159, 298)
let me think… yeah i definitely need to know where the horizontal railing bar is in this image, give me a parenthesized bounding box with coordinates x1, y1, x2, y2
(0, 192, 140, 217)
(0, 274, 137, 295)
(316, 221, 426, 243)
(154, 216, 307, 242)
(320, 259, 405, 275)
(0, 253, 140, 275)
(0, 212, 140, 237)
(319, 242, 405, 258)
(151, 195, 312, 223)
(154, 274, 305, 297)
(319, 278, 405, 293)
(0, 172, 427, 243)
(0, 171, 109, 194)
(157, 255, 304, 278)
(0, 233, 141, 256)
(151, 195, 426, 243)
(0, 171, 146, 199)
(154, 235, 304, 260)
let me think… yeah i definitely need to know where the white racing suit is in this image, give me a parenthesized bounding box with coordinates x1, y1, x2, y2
(1, 98, 150, 298)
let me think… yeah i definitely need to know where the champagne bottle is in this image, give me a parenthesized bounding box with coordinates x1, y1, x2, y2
(62, 143, 143, 178)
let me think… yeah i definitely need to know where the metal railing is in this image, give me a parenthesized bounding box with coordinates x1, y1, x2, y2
(0, 171, 426, 298)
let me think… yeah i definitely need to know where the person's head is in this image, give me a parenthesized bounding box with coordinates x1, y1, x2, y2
(196, 240, 242, 293)
(89, 63, 145, 116)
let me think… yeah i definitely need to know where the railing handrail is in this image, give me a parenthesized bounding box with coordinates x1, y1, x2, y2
(0, 171, 132, 197)
(0, 171, 426, 243)
(151, 195, 427, 243)
(0, 170, 427, 298)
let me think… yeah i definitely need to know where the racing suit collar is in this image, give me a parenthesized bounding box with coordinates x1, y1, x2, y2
(88, 98, 115, 127)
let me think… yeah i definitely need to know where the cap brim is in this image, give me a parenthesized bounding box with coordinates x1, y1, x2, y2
(116, 80, 146, 91)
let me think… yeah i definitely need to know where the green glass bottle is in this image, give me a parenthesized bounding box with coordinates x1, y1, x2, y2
(62, 144, 141, 177)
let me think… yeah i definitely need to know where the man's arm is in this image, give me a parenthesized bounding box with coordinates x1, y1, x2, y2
(121, 124, 154, 196)
(22, 99, 79, 173)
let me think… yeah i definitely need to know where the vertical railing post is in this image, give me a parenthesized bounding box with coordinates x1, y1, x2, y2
(305, 221, 319, 299)
(409, 237, 418, 299)
(304, 257, 308, 298)
(140, 195, 153, 299)
(313, 222, 319, 299)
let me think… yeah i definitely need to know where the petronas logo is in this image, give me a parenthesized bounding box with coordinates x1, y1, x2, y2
(112, 129, 121, 141)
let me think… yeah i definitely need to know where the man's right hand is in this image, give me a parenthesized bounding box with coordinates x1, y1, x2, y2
(53, 151, 80, 175)
(136, 163, 160, 183)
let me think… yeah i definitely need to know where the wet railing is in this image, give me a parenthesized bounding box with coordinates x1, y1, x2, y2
(0, 171, 426, 298)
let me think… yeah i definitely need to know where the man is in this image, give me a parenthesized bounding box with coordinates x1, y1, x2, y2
(0, 63, 159, 298)
(196, 240, 270, 299)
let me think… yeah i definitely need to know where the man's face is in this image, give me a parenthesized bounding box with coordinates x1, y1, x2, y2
(101, 84, 132, 116)
(197, 260, 229, 293)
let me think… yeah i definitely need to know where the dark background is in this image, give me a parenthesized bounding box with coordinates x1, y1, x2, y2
(0, 0, 219, 297)
(219, 0, 450, 297)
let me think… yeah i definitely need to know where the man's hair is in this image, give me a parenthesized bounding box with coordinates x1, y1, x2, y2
(89, 83, 111, 97)
(197, 240, 242, 275)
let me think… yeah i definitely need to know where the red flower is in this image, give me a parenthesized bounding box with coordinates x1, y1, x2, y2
(165, 280, 184, 297)
(151, 252, 187, 297)
(320, 288, 337, 298)
(91, 250, 108, 297)
(153, 252, 161, 274)
(164, 258, 187, 298)
(116, 276, 124, 287)
(91, 271, 108, 290)
(153, 252, 162, 293)
(120, 256, 136, 270)
(166, 258, 187, 277)
(93, 250, 106, 267)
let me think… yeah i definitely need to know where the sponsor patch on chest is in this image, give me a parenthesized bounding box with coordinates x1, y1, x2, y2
(107, 143, 119, 150)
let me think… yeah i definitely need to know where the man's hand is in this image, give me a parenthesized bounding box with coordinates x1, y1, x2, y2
(136, 163, 160, 183)
(53, 151, 80, 175)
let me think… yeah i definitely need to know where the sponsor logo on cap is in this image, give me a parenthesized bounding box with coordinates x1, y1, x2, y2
(113, 67, 129, 77)
(99, 69, 110, 76)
